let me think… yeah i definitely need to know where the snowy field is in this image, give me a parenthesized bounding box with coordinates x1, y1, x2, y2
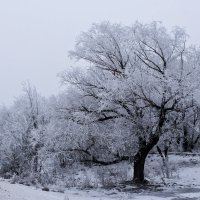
(1, 155, 200, 200)
(1, 178, 200, 200)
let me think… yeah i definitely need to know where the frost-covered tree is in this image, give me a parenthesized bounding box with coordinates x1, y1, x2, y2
(0, 83, 49, 177)
(45, 94, 134, 168)
(177, 99, 200, 152)
(60, 22, 200, 183)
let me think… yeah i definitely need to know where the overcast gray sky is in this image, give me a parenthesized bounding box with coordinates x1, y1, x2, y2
(0, 0, 200, 105)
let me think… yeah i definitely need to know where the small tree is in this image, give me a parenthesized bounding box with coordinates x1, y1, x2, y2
(0, 83, 48, 177)
(61, 22, 200, 184)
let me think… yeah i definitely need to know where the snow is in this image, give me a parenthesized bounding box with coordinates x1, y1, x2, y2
(1, 178, 200, 200)
(1, 155, 200, 200)
(133, 196, 172, 200)
(180, 192, 200, 198)
(0, 179, 64, 200)
(176, 166, 200, 186)
(161, 154, 200, 187)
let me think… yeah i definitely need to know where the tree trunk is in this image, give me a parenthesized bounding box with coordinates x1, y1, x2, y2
(33, 155, 38, 173)
(182, 125, 190, 152)
(133, 152, 146, 183)
(133, 134, 160, 184)
(133, 106, 165, 184)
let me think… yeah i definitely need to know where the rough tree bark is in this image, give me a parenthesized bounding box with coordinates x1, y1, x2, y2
(133, 134, 159, 184)
(133, 108, 165, 184)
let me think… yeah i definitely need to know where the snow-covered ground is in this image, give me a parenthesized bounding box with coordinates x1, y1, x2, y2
(1, 154, 200, 200)
(1, 178, 200, 200)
